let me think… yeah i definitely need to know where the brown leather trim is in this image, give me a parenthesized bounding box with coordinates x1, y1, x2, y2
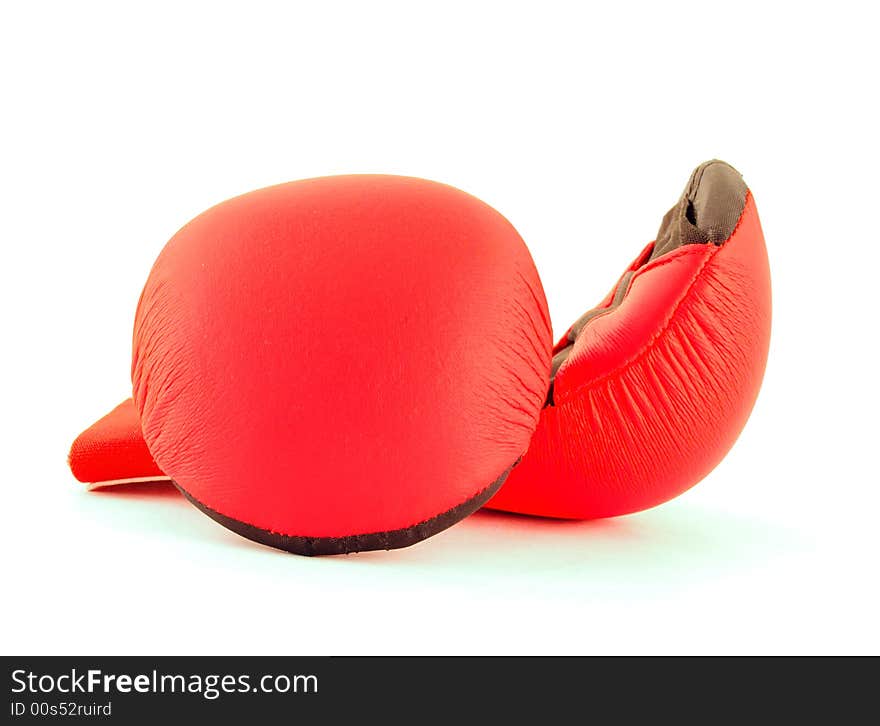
(652, 160, 748, 258)
(546, 160, 748, 404)
(174, 462, 515, 556)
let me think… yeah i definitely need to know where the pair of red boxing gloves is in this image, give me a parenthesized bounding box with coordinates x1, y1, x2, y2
(69, 160, 771, 555)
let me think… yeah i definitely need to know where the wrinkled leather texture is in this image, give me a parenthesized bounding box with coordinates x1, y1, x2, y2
(487, 192, 771, 518)
(130, 176, 552, 538)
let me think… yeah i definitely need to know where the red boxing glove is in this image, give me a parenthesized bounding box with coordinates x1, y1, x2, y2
(69, 160, 771, 552)
(487, 160, 772, 518)
(68, 399, 166, 488)
(69, 176, 552, 554)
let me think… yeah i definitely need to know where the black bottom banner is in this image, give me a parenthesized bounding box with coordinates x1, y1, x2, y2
(2, 656, 869, 721)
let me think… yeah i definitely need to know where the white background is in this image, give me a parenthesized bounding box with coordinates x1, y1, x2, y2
(2, 1, 877, 655)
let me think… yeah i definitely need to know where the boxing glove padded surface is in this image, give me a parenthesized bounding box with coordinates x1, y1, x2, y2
(131, 175, 552, 549)
(488, 175, 770, 519)
(68, 399, 166, 486)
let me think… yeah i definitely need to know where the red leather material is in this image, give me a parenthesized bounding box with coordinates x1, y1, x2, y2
(487, 192, 771, 518)
(68, 399, 164, 484)
(130, 176, 551, 538)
